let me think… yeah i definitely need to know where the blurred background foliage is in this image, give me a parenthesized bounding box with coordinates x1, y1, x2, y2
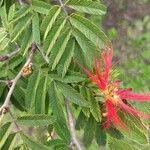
(102, 0, 150, 92)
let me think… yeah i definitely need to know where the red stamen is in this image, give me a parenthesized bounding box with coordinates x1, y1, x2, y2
(104, 100, 127, 130)
(119, 100, 150, 119)
(79, 63, 106, 90)
(104, 46, 112, 83)
(119, 92, 150, 102)
(117, 88, 132, 95)
(94, 57, 106, 90)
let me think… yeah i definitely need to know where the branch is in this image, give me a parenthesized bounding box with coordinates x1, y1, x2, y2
(0, 47, 20, 62)
(0, 80, 9, 84)
(0, 43, 36, 114)
(64, 98, 82, 150)
(18, 0, 24, 5)
(18, 0, 29, 5)
(0, 80, 13, 89)
(58, 0, 68, 16)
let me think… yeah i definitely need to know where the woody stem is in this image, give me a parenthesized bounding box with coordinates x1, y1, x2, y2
(64, 98, 82, 150)
(0, 44, 36, 115)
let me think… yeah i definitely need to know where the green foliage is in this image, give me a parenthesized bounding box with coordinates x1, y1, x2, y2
(70, 14, 108, 48)
(32, 12, 41, 45)
(66, 0, 106, 15)
(25, 70, 41, 112)
(0, 0, 149, 149)
(96, 124, 107, 146)
(0, 122, 13, 148)
(17, 114, 56, 126)
(56, 81, 89, 107)
(119, 16, 150, 92)
(41, 6, 61, 40)
(1, 133, 18, 150)
(20, 132, 52, 150)
(83, 115, 96, 147)
(48, 81, 65, 120)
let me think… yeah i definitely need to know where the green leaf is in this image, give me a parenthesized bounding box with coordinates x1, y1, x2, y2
(0, 122, 13, 148)
(0, 6, 8, 29)
(0, 37, 10, 51)
(74, 40, 89, 67)
(43, 18, 66, 56)
(57, 38, 75, 77)
(83, 116, 96, 147)
(17, 114, 56, 126)
(49, 73, 85, 83)
(54, 121, 71, 144)
(25, 70, 41, 112)
(35, 75, 48, 114)
(0, 28, 7, 43)
(41, 6, 61, 40)
(6, 55, 23, 69)
(108, 138, 138, 150)
(67, 0, 106, 15)
(4, 0, 13, 16)
(7, 4, 15, 32)
(107, 127, 124, 139)
(21, 27, 32, 56)
(0, 69, 7, 78)
(12, 5, 31, 23)
(11, 13, 32, 42)
(14, 144, 29, 150)
(49, 29, 72, 71)
(12, 85, 26, 111)
(20, 132, 52, 150)
(121, 112, 148, 144)
(96, 124, 107, 146)
(46, 139, 67, 149)
(73, 28, 96, 67)
(79, 86, 90, 118)
(48, 82, 65, 120)
(0, 83, 6, 98)
(32, 12, 41, 44)
(1, 133, 17, 150)
(81, 87, 101, 122)
(91, 104, 100, 122)
(75, 111, 87, 130)
(70, 14, 109, 48)
(0, 0, 3, 6)
(8, 4, 15, 21)
(32, 0, 51, 14)
(55, 81, 89, 107)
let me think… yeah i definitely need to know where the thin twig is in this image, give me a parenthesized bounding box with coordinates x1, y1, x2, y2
(0, 55, 9, 62)
(0, 47, 20, 62)
(18, 0, 28, 5)
(18, 0, 24, 5)
(0, 80, 9, 84)
(7, 48, 20, 58)
(0, 109, 5, 123)
(64, 98, 82, 150)
(0, 44, 36, 114)
(36, 44, 49, 64)
(58, 0, 68, 16)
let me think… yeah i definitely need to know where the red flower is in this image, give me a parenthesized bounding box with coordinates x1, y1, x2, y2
(80, 45, 150, 130)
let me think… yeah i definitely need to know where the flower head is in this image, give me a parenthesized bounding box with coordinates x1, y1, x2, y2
(80, 46, 150, 130)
